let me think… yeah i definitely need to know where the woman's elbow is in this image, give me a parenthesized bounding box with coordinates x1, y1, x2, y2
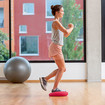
(64, 32, 69, 37)
(65, 30, 69, 35)
(64, 31, 69, 37)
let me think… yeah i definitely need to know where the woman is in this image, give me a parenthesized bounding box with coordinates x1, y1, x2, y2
(39, 5, 74, 92)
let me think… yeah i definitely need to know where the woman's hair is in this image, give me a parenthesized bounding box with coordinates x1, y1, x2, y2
(51, 5, 63, 16)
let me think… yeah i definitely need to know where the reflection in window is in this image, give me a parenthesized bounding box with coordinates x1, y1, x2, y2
(0, 8, 4, 28)
(77, 27, 83, 41)
(19, 25, 27, 33)
(23, 3, 34, 15)
(79, 11, 83, 18)
(20, 36, 39, 56)
(46, 21, 53, 33)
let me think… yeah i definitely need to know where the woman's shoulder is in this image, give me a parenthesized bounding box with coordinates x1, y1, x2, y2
(52, 20, 58, 30)
(53, 19, 60, 23)
(52, 20, 63, 31)
(52, 20, 61, 27)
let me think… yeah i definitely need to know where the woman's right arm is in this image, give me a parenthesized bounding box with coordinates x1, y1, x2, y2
(53, 20, 74, 38)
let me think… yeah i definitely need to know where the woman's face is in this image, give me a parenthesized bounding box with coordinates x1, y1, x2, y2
(56, 7, 64, 18)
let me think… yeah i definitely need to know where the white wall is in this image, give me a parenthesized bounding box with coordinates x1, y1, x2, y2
(0, 63, 86, 80)
(86, 0, 101, 81)
(0, 63, 5, 77)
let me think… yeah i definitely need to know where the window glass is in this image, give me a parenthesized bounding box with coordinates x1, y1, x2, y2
(23, 3, 34, 15)
(1, 0, 85, 62)
(0, 8, 4, 28)
(19, 25, 27, 33)
(46, 0, 62, 17)
(20, 36, 39, 55)
(0, 0, 10, 61)
(46, 21, 53, 33)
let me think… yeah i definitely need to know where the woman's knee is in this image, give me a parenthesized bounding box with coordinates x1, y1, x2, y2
(64, 68, 66, 72)
(60, 68, 66, 72)
(63, 68, 66, 72)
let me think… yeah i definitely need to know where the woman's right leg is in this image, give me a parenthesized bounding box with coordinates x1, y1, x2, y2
(52, 54, 66, 90)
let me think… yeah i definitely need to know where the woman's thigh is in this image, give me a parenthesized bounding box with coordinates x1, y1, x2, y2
(53, 54, 66, 71)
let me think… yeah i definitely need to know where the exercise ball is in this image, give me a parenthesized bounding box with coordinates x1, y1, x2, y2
(4, 56, 31, 83)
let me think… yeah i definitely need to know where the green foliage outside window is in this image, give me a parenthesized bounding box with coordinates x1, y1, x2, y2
(62, 0, 84, 60)
(0, 30, 16, 61)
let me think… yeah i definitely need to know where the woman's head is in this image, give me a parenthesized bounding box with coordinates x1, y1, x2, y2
(51, 5, 64, 18)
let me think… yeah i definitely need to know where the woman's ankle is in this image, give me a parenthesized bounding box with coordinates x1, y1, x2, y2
(52, 87, 57, 90)
(44, 77, 48, 81)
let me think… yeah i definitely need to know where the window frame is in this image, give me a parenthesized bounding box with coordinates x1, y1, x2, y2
(19, 25, 27, 34)
(45, 0, 54, 18)
(23, 3, 35, 15)
(0, 0, 86, 63)
(19, 35, 39, 56)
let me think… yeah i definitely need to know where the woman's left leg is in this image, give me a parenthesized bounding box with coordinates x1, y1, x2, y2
(45, 69, 58, 81)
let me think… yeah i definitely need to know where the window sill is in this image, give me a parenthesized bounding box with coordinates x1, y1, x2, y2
(19, 54, 39, 56)
(19, 32, 27, 34)
(23, 13, 35, 15)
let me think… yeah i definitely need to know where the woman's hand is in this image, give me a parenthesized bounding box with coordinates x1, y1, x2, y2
(68, 23, 74, 28)
(64, 23, 74, 37)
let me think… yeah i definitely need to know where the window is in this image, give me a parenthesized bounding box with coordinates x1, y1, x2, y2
(46, 0, 62, 18)
(23, 3, 34, 15)
(19, 25, 27, 33)
(0, 5, 9, 61)
(19, 36, 39, 56)
(46, 21, 53, 33)
(0, 0, 86, 62)
(0, 8, 4, 28)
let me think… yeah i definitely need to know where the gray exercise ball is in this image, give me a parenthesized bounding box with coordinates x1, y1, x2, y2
(4, 56, 31, 83)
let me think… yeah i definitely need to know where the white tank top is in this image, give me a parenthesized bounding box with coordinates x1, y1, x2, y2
(51, 20, 64, 46)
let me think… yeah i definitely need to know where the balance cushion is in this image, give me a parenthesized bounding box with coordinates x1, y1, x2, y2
(49, 91, 68, 97)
